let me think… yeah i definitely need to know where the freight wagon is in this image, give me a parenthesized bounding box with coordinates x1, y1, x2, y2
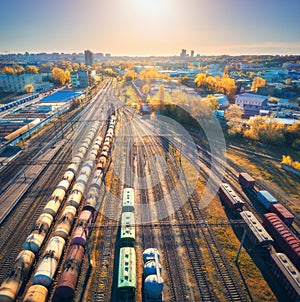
(257, 190, 278, 209)
(270, 203, 295, 227)
(270, 253, 300, 302)
(263, 213, 300, 270)
(239, 211, 273, 247)
(238, 172, 256, 189)
(218, 183, 244, 210)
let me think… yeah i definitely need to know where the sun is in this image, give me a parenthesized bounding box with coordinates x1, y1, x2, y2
(132, 0, 169, 15)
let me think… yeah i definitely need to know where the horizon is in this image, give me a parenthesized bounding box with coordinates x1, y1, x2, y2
(1, 0, 300, 57)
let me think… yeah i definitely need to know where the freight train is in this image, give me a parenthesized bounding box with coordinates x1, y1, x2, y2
(143, 248, 164, 302)
(54, 113, 117, 300)
(0, 111, 118, 302)
(223, 172, 300, 302)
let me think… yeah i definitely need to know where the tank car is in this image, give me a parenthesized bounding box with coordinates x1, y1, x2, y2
(53, 206, 77, 239)
(63, 170, 75, 183)
(33, 236, 66, 287)
(144, 274, 164, 301)
(23, 213, 54, 252)
(143, 248, 160, 264)
(144, 260, 162, 277)
(66, 189, 83, 208)
(0, 250, 35, 302)
(42, 198, 62, 217)
(23, 285, 48, 302)
(72, 210, 93, 246)
(96, 156, 107, 170)
(55, 245, 85, 299)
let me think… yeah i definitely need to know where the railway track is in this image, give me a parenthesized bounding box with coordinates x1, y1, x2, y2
(163, 137, 247, 301)
(131, 114, 248, 301)
(0, 140, 72, 284)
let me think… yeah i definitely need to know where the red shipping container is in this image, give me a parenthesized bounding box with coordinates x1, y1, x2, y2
(270, 203, 294, 226)
(238, 173, 255, 189)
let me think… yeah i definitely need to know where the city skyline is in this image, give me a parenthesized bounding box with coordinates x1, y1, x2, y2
(1, 0, 300, 56)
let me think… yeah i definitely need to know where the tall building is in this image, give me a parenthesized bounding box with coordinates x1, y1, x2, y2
(191, 50, 194, 57)
(180, 49, 187, 57)
(84, 50, 94, 66)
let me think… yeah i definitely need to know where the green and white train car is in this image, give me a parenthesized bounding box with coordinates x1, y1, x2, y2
(122, 188, 134, 212)
(120, 212, 135, 247)
(118, 247, 136, 300)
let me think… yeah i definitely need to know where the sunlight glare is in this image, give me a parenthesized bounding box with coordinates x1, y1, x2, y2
(132, 0, 169, 15)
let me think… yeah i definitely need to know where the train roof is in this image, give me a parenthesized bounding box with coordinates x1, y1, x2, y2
(240, 211, 273, 244)
(271, 253, 300, 295)
(120, 212, 135, 239)
(220, 183, 244, 205)
(118, 247, 136, 289)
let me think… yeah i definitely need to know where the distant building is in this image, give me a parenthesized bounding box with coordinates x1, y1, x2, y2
(84, 50, 94, 66)
(78, 70, 89, 88)
(0, 74, 53, 93)
(235, 93, 268, 116)
(70, 72, 79, 88)
(191, 50, 194, 57)
(180, 49, 187, 58)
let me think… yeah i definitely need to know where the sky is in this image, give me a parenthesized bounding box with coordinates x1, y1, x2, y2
(0, 0, 300, 56)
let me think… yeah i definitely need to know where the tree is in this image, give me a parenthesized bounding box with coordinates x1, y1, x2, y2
(124, 70, 137, 81)
(25, 65, 38, 74)
(205, 95, 219, 111)
(224, 105, 244, 136)
(52, 67, 68, 85)
(251, 77, 266, 92)
(142, 84, 150, 95)
(2, 66, 15, 75)
(13, 64, 25, 75)
(24, 84, 34, 93)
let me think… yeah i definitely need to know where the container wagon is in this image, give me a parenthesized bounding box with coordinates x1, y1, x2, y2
(218, 183, 244, 210)
(257, 190, 278, 209)
(118, 247, 136, 301)
(270, 203, 295, 227)
(263, 213, 300, 270)
(238, 173, 255, 189)
(239, 211, 273, 247)
(270, 253, 300, 302)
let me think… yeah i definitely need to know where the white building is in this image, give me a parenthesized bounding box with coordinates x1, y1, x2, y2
(0, 74, 52, 92)
(235, 93, 268, 115)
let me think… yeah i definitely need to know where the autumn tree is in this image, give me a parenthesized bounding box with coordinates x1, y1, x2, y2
(224, 104, 244, 136)
(13, 64, 25, 75)
(251, 77, 266, 92)
(142, 84, 150, 95)
(244, 116, 285, 145)
(25, 65, 38, 74)
(124, 70, 137, 81)
(24, 84, 34, 93)
(52, 67, 69, 85)
(2, 66, 15, 75)
(205, 95, 219, 111)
